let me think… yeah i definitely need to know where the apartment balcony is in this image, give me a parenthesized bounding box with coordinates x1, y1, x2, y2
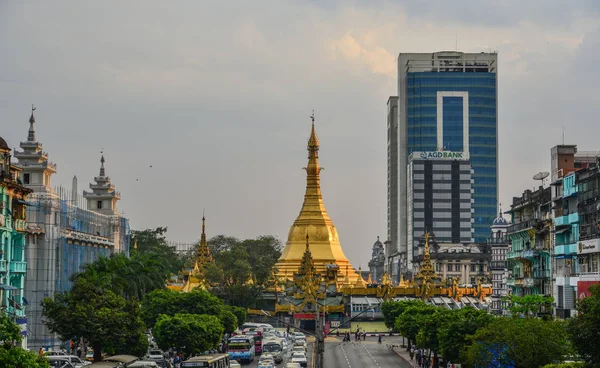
(0, 260, 6, 273)
(9, 261, 26, 273)
(555, 244, 578, 257)
(555, 216, 568, 227)
(564, 186, 578, 198)
(506, 250, 522, 260)
(523, 277, 534, 287)
(13, 219, 26, 232)
(508, 220, 534, 234)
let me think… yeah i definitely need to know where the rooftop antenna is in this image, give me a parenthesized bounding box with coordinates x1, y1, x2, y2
(533, 171, 550, 188)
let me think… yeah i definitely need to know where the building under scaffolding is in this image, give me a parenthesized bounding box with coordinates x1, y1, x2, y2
(13, 109, 130, 351)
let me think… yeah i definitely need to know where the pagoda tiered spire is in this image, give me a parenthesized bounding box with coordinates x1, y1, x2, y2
(28, 105, 36, 142)
(195, 214, 212, 268)
(99, 154, 106, 177)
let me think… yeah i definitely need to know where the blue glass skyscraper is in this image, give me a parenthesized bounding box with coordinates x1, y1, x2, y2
(387, 51, 498, 275)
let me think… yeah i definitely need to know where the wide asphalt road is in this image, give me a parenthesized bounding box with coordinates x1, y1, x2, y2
(245, 341, 313, 367)
(322, 336, 412, 368)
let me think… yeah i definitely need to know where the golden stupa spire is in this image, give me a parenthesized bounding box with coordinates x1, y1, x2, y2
(276, 113, 359, 284)
(415, 232, 440, 284)
(195, 213, 212, 270)
(367, 272, 373, 284)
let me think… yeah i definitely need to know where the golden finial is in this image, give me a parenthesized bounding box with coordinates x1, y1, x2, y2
(367, 273, 373, 284)
(308, 110, 319, 148)
(133, 239, 138, 250)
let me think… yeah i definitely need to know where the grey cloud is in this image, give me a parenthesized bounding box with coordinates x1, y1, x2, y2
(1, 1, 599, 267)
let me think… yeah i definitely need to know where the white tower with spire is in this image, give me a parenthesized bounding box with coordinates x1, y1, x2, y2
(13, 106, 57, 193)
(83, 153, 121, 216)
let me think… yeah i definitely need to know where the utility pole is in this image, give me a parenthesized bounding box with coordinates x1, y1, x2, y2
(315, 303, 324, 368)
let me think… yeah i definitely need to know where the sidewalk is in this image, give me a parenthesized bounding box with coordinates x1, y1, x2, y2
(392, 346, 420, 368)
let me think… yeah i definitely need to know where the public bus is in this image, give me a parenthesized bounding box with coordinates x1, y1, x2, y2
(242, 328, 264, 355)
(227, 336, 255, 363)
(181, 353, 230, 368)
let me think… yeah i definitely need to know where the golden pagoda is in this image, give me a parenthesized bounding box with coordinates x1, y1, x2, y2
(276, 115, 360, 283)
(175, 215, 213, 292)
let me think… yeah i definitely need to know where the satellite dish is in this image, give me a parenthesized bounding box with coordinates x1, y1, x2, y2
(533, 171, 550, 187)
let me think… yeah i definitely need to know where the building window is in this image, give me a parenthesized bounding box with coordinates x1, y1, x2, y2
(470, 264, 476, 272)
(455, 264, 461, 272)
(24, 173, 30, 184)
(97, 200, 103, 209)
(471, 277, 475, 284)
(479, 264, 484, 272)
(447, 264, 453, 271)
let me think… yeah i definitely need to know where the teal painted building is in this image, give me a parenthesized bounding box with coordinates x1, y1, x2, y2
(0, 134, 32, 346)
(506, 186, 553, 299)
(551, 172, 579, 318)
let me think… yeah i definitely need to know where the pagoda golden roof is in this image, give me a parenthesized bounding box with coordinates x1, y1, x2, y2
(276, 115, 360, 283)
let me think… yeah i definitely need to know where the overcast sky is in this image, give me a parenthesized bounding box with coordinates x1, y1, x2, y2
(2, 1, 600, 268)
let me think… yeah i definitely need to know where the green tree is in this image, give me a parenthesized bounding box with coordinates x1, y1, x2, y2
(153, 314, 224, 358)
(42, 278, 148, 362)
(416, 308, 451, 368)
(0, 313, 49, 368)
(504, 294, 553, 318)
(437, 307, 493, 365)
(381, 300, 422, 331)
(394, 302, 436, 349)
(140, 288, 237, 332)
(202, 235, 282, 308)
(132, 227, 185, 275)
(568, 284, 600, 366)
(74, 252, 168, 301)
(226, 306, 247, 327)
(219, 309, 238, 333)
(464, 317, 571, 368)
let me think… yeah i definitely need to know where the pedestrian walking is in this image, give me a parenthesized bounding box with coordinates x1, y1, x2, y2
(410, 346, 415, 360)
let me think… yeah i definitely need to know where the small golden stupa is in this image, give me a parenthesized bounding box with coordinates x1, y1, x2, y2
(276, 115, 360, 283)
(179, 215, 212, 292)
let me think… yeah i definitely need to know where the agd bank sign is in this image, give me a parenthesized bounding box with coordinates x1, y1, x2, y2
(414, 151, 469, 161)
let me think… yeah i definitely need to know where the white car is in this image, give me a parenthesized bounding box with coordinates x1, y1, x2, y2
(45, 355, 90, 368)
(292, 345, 306, 354)
(147, 349, 164, 360)
(128, 361, 160, 368)
(291, 352, 307, 367)
(229, 360, 241, 368)
(259, 354, 276, 365)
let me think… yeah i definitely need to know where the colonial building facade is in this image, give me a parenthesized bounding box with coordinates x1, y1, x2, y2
(13, 110, 130, 351)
